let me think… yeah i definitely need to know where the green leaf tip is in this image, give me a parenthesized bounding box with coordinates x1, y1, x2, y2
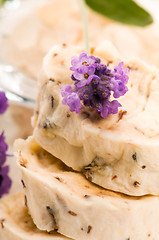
(85, 0, 153, 27)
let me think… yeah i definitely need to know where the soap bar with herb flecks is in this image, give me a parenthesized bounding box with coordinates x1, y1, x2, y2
(33, 43, 159, 196)
(15, 137, 159, 240)
(0, 192, 72, 240)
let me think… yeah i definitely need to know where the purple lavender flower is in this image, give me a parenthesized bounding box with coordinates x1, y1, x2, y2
(0, 91, 8, 114)
(101, 100, 121, 119)
(0, 131, 8, 166)
(71, 53, 98, 88)
(61, 52, 129, 119)
(61, 85, 82, 113)
(0, 132, 12, 198)
(0, 165, 12, 198)
(72, 65, 96, 88)
(70, 52, 97, 71)
(110, 62, 129, 98)
(0, 92, 11, 198)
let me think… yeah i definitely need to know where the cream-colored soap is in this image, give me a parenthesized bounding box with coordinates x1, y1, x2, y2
(15, 137, 159, 240)
(33, 43, 159, 196)
(0, 192, 71, 240)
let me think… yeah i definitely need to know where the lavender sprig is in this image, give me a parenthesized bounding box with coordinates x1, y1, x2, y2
(0, 131, 8, 166)
(78, 0, 90, 54)
(0, 91, 8, 114)
(0, 91, 12, 198)
(61, 52, 129, 119)
(0, 165, 12, 198)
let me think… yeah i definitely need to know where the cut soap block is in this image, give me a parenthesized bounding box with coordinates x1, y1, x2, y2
(33, 43, 159, 196)
(0, 192, 72, 240)
(15, 137, 159, 240)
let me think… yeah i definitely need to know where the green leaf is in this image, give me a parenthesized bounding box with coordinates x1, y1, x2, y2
(85, 0, 153, 27)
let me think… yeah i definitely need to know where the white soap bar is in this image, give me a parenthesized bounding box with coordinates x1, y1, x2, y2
(33, 43, 159, 196)
(16, 137, 159, 240)
(0, 192, 71, 240)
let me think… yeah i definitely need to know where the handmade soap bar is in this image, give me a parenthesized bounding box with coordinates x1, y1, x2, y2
(16, 137, 159, 240)
(33, 43, 159, 196)
(0, 192, 71, 240)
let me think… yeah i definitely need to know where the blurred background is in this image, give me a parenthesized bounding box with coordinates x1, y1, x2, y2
(0, 0, 158, 194)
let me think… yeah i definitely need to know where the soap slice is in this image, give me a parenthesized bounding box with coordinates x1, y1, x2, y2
(33, 43, 159, 196)
(0, 192, 72, 240)
(16, 137, 159, 240)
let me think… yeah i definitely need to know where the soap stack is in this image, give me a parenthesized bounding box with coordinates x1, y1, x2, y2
(1, 42, 159, 240)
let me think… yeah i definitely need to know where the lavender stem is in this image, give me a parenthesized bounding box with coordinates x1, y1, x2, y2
(78, 0, 90, 55)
